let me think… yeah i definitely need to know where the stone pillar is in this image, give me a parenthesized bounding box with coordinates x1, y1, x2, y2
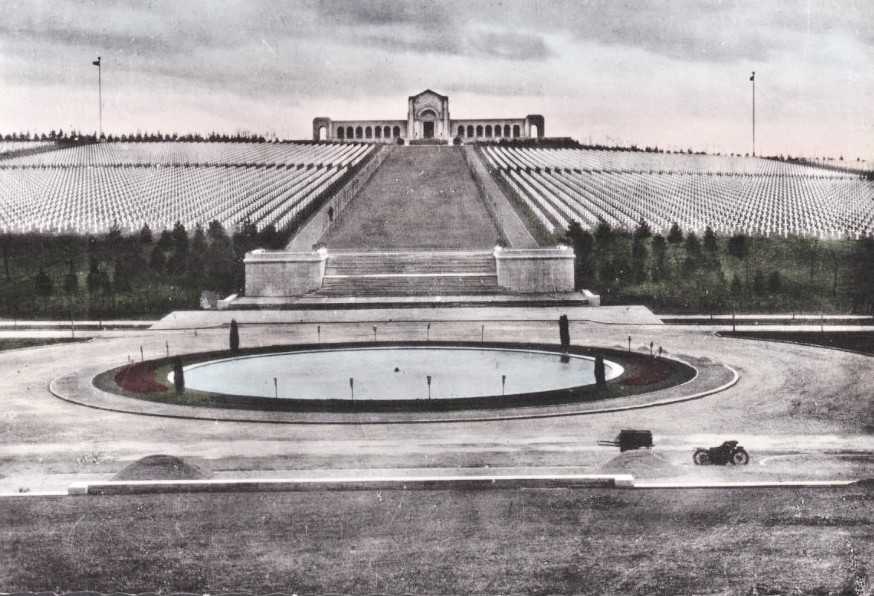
(407, 97, 415, 141)
(244, 248, 329, 297)
(493, 246, 576, 293)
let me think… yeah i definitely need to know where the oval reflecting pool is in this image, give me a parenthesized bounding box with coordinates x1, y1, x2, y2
(177, 347, 624, 401)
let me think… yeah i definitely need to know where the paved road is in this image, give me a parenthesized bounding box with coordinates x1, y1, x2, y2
(0, 319, 871, 493)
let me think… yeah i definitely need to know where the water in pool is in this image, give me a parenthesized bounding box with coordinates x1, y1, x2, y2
(178, 347, 623, 401)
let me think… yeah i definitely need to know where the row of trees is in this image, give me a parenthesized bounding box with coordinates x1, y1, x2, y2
(1, 130, 270, 144)
(1, 219, 290, 319)
(566, 219, 874, 313)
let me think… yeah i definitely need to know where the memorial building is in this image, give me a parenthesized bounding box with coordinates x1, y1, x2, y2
(313, 89, 545, 143)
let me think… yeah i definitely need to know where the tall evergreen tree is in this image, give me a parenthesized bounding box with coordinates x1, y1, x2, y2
(558, 314, 570, 351)
(667, 222, 684, 244)
(173, 357, 185, 394)
(229, 318, 240, 353)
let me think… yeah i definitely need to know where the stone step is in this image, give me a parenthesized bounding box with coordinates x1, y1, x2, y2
(317, 274, 503, 297)
(324, 252, 496, 276)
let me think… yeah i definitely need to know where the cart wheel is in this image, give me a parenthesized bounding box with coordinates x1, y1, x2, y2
(693, 450, 709, 465)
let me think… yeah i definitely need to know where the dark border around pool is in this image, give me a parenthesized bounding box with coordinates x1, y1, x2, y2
(94, 342, 696, 414)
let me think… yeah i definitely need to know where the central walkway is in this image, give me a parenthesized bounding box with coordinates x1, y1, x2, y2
(322, 146, 500, 249)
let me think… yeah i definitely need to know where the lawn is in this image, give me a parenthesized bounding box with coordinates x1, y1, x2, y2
(721, 331, 874, 356)
(0, 338, 86, 351)
(1, 485, 871, 594)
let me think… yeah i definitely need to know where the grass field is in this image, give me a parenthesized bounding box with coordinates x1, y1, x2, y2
(2, 486, 871, 594)
(721, 331, 874, 356)
(0, 338, 86, 351)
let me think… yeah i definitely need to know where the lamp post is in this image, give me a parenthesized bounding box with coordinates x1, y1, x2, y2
(502, 374, 506, 396)
(427, 375, 432, 400)
(349, 377, 354, 401)
(627, 335, 631, 352)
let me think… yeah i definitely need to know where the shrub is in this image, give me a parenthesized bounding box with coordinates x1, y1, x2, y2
(595, 355, 606, 389)
(173, 357, 185, 394)
(230, 319, 240, 353)
(559, 315, 570, 351)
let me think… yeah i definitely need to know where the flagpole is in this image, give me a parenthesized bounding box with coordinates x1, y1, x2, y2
(751, 71, 755, 157)
(94, 56, 102, 139)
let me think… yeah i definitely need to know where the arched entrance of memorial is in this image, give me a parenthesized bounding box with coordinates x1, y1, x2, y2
(419, 108, 438, 139)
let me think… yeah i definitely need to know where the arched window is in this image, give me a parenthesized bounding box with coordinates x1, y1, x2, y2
(467, 125, 474, 138)
(458, 126, 465, 137)
(337, 127, 345, 140)
(503, 124, 511, 137)
(318, 126, 327, 141)
(512, 124, 520, 138)
(530, 125, 539, 138)
(384, 126, 391, 138)
(365, 126, 372, 139)
(346, 126, 353, 139)
(485, 125, 492, 138)
(392, 126, 401, 138)
(476, 125, 483, 137)
(493, 126, 501, 139)
(374, 126, 382, 139)
(355, 126, 363, 139)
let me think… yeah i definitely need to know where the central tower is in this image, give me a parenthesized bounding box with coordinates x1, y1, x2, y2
(407, 89, 451, 141)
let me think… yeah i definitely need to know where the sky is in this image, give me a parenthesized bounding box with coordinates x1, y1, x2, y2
(1, 0, 872, 160)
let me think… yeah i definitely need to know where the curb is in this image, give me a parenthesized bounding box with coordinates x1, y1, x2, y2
(68, 474, 635, 495)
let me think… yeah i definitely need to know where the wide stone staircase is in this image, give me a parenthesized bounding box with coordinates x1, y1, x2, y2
(316, 251, 503, 297)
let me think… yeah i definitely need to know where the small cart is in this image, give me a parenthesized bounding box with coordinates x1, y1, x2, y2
(598, 429, 654, 452)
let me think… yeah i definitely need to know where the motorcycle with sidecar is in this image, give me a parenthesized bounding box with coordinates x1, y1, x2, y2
(693, 440, 749, 465)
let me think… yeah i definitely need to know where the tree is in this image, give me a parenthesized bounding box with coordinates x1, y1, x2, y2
(566, 221, 595, 290)
(651, 234, 668, 281)
(727, 234, 748, 260)
(157, 230, 174, 252)
(171, 221, 189, 257)
(229, 318, 240, 353)
(594, 220, 612, 250)
(113, 259, 132, 293)
(684, 232, 702, 259)
(594, 355, 606, 389)
(703, 226, 719, 254)
(173, 357, 185, 394)
(558, 314, 570, 351)
(207, 220, 227, 242)
(149, 246, 166, 272)
(633, 218, 652, 242)
(138, 223, 153, 244)
(667, 222, 683, 244)
(34, 267, 53, 311)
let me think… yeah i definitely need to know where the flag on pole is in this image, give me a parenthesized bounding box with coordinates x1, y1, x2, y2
(93, 57, 101, 67)
(750, 71, 755, 81)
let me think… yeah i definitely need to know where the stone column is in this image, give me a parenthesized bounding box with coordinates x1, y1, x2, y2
(407, 97, 415, 141)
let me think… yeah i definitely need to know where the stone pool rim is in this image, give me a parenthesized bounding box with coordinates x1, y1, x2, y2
(94, 341, 697, 415)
